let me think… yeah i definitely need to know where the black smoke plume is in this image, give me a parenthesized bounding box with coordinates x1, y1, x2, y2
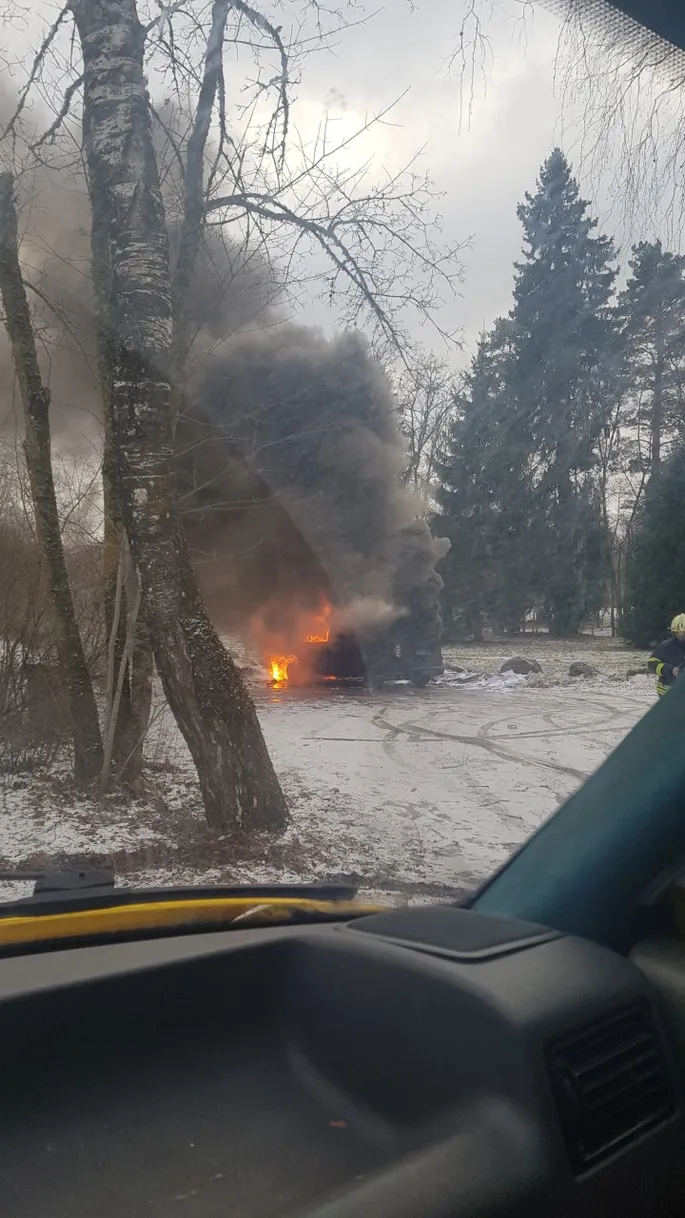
(177, 326, 449, 662)
(0, 89, 448, 670)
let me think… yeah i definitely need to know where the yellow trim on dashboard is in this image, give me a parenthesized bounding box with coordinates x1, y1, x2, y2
(0, 896, 385, 948)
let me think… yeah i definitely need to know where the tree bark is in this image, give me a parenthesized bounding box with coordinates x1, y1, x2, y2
(103, 419, 134, 750)
(0, 171, 104, 784)
(101, 544, 141, 793)
(119, 609, 153, 781)
(651, 311, 664, 475)
(69, 0, 288, 833)
(93, 182, 152, 778)
(100, 534, 151, 786)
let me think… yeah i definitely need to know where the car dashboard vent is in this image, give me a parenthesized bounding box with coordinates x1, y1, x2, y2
(549, 1003, 676, 1173)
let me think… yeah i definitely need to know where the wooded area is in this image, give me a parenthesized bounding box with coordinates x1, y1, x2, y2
(0, 0, 682, 835)
(0, 0, 460, 817)
(433, 150, 685, 644)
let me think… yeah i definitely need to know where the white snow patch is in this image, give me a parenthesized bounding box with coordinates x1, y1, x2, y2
(1, 660, 657, 903)
(0, 880, 34, 903)
(0, 784, 166, 866)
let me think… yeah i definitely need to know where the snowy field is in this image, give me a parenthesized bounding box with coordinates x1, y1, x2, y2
(0, 640, 655, 905)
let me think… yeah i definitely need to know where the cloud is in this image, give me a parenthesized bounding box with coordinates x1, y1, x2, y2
(3, 0, 672, 372)
(271, 0, 566, 356)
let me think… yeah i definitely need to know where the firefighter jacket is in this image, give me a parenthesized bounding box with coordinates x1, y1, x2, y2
(647, 636, 685, 696)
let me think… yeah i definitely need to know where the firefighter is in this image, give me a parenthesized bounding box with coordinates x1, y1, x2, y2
(647, 614, 685, 697)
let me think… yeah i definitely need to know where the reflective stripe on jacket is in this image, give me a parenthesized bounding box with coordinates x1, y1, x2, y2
(648, 636, 685, 695)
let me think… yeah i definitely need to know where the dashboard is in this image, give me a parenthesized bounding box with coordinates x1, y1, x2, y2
(1, 904, 683, 1217)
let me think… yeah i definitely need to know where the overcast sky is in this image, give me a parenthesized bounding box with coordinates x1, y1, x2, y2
(276, 0, 684, 363)
(289, 0, 569, 359)
(4, 0, 680, 369)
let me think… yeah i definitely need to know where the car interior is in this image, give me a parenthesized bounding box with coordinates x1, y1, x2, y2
(4, 1, 685, 1216)
(2, 884, 685, 1218)
(5, 658, 685, 1218)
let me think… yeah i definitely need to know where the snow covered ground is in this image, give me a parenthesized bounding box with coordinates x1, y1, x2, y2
(0, 639, 656, 906)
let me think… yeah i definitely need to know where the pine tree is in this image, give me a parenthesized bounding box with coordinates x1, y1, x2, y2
(509, 148, 617, 635)
(619, 240, 685, 476)
(436, 320, 536, 636)
(622, 445, 685, 646)
(437, 151, 621, 638)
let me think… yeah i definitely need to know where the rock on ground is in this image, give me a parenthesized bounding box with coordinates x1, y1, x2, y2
(500, 656, 542, 675)
(569, 661, 599, 678)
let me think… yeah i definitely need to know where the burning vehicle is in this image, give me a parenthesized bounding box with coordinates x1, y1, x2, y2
(269, 631, 442, 689)
(176, 326, 449, 692)
(268, 634, 367, 688)
(260, 598, 444, 690)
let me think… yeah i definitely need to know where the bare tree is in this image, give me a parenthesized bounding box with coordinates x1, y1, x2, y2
(0, 0, 464, 831)
(554, 1, 685, 243)
(60, 0, 289, 833)
(147, 3, 465, 359)
(445, 0, 685, 242)
(394, 352, 458, 506)
(0, 443, 63, 773)
(0, 172, 103, 783)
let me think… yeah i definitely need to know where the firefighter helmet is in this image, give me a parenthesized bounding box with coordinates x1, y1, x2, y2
(671, 614, 685, 634)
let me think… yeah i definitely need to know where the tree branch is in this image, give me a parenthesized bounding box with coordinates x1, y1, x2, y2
(30, 73, 85, 151)
(171, 0, 231, 379)
(0, 6, 70, 142)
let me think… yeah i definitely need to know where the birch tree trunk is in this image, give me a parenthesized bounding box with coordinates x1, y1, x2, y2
(69, 0, 288, 833)
(0, 172, 104, 785)
(94, 211, 152, 781)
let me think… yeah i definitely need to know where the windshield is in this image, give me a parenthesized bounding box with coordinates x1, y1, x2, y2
(0, 0, 682, 917)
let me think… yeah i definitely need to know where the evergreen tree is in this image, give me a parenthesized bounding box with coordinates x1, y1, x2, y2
(618, 240, 685, 476)
(509, 149, 617, 635)
(436, 320, 536, 636)
(622, 445, 685, 646)
(437, 150, 623, 637)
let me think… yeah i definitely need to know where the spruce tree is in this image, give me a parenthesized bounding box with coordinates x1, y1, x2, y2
(509, 149, 617, 635)
(436, 320, 536, 636)
(622, 445, 685, 646)
(619, 240, 685, 475)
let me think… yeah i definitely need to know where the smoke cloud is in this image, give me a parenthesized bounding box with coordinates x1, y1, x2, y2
(0, 88, 449, 670)
(0, 91, 279, 450)
(179, 326, 449, 658)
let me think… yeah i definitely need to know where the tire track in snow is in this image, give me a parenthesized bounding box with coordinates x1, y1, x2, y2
(480, 711, 627, 743)
(370, 709, 589, 781)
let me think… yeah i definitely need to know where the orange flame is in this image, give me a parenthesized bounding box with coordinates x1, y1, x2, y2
(304, 601, 332, 644)
(269, 654, 297, 684)
(261, 598, 333, 685)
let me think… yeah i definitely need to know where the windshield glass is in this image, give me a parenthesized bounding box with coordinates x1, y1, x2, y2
(0, 0, 682, 915)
